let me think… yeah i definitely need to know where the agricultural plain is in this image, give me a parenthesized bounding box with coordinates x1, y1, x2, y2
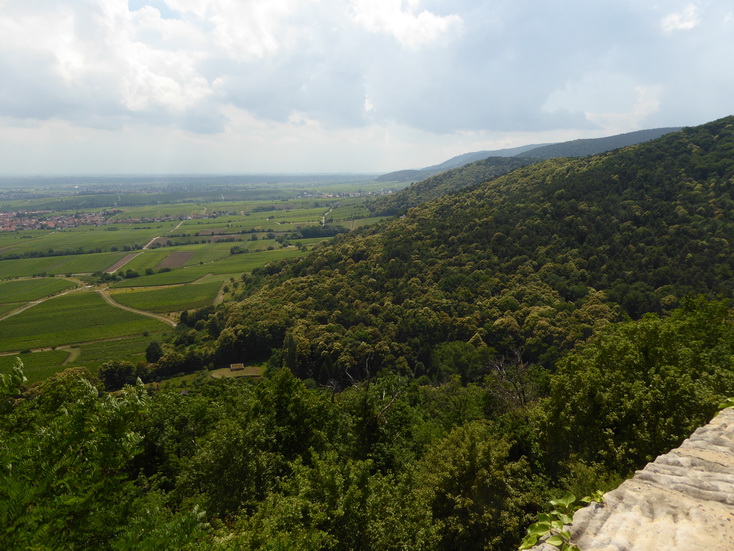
(0, 175, 396, 382)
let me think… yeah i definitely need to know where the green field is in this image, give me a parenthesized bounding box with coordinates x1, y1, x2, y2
(0, 231, 53, 250)
(328, 204, 371, 222)
(70, 335, 155, 372)
(0, 184, 389, 383)
(114, 249, 170, 273)
(0, 291, 168, 352)
(0, 351, 72, 383)
(0, 277, 77, 303)
(110, 280, 221, 313)
(0, 225, 174, 257)
(0, 303, 20, 317)
(0, 251, 125, 278)
(113, 248, 306, 287)
(113, 267, 208, 287)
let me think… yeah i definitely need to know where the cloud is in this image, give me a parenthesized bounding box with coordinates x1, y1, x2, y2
(350, 0, 463, 48)
(661, 5, 700, 33)
(1, 0, 734, 173)
(542, 72, 662, 133)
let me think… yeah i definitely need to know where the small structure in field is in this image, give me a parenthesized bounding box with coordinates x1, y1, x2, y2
(230, 363, 245, 372)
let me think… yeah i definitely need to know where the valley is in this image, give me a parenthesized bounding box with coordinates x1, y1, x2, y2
(3, 117, 734, 550)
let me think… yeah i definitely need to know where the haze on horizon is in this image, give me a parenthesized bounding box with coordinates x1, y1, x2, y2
(1, 0, 732, 176)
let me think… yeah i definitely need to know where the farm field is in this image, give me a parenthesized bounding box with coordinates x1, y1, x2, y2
(112, 247, 307, 287)
(0, 351, 72, 383)
(0, 225, 174, 257)
(0, 230, 52, 250)
(0, 251, 125, 278)
(0, 177, 399, 383)
(69, 334, 154, 372)
(0, 291, 168, 352)
(0, 277, 77, 303)
(0, 303, 20, 317)
(110, 280, 222, 313)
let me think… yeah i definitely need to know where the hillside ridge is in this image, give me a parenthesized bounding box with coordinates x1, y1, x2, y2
(375, 126, 681, 183)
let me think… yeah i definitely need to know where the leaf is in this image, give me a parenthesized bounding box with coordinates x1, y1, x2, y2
(547, 535, 564, 546)
(537, 513, 554, 523)
(555, 492, 576, 509)
(559, 513, 573, 525)
(518, 534, 539, 550)
(527, 522, 552, 537)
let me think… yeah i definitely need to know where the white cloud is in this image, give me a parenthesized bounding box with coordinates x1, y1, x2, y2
(162, 0, 300, 61)
(584, 86, 662, 134)
(351, 0, 462, 48)
(661, 4, 700, 33)
(0, 0, 733, 173)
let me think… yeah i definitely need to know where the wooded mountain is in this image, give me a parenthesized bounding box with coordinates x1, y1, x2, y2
(375, 127, 681, 183)
(369, 156, 536, 216)
(516, 127, 682, 159)
(181, 116, 734, 387)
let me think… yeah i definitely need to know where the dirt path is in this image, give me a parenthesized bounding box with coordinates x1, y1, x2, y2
(96, 288, 177, 327)
(106, 252, 140, 274)
(62, 347, 81, 365)
(142, 236, 160, 249)
(213, 280, 228, 306)
(321, 206, 334, 226)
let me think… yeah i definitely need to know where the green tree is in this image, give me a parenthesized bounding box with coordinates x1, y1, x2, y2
(545, 297, 734, 476)
(146, 340, 164, 363)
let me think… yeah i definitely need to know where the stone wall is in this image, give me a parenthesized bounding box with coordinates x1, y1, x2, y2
(532, 407, 734, 550)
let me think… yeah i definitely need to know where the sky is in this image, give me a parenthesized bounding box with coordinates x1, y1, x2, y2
(0, 0, 733, 175)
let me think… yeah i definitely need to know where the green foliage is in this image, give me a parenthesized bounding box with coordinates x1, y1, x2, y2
(1, 374, 144, 548)
(207, 117, 734, 389)
(99, 359, 149, 391)
(0, 358, 26, 411)
(146, 340, 164, 363)
(518, 492, 604, 551)
(545, 297, 734, 476)
(369, 156, 535, 216)
(415, 421, 537, 550)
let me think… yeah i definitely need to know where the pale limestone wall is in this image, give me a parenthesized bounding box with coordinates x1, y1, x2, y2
(532, 407, 734, 551)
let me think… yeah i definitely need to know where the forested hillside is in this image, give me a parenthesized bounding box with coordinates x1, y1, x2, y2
(516, 127, 680, 159)
(368, 156, 535, 215)
(183, 116, 734, 386)
(4, 116, 734, 550)
(374, 126, 680, 184)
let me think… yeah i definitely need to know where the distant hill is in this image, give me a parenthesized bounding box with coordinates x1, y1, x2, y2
(375, 127, 681, 183)
(374, 144, 545, 183)
(422, 144, 546, 171)
(517, 127, 682, 159)
(369, 126, 683, 214)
